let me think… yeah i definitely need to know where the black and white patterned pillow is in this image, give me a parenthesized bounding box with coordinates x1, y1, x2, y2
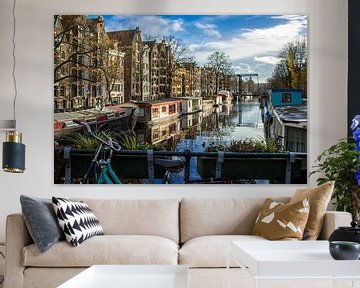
(52, 197, 104, 247)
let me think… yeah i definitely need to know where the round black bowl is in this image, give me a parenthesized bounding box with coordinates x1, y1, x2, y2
(329, 241, 360, 260)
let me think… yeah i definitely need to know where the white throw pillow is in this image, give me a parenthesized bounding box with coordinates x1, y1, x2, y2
(52, 197, 103, 247)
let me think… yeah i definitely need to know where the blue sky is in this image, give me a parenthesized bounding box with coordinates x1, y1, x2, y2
(92, 15, 307, 82)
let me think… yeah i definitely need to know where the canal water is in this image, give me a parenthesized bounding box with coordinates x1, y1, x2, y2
(135, 99, 265, 183)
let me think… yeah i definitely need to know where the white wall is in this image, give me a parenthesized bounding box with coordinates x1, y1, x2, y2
(0, 0, 348, 242)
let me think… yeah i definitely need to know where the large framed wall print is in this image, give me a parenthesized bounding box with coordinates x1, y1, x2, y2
(54, 15, 307, 184)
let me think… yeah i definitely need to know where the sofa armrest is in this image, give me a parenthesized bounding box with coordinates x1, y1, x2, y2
(318, 211, 352, 240)
(4, 213, 33, 288)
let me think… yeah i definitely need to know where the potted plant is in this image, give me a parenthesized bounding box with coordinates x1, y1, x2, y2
(310, 115, 360, 222)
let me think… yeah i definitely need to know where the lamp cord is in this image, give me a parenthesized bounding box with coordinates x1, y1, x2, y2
(11, 0, 17, 130)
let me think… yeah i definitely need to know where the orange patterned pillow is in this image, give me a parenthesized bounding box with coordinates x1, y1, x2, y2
(289, 181, 334, 240)
(252, 198, 310, 240)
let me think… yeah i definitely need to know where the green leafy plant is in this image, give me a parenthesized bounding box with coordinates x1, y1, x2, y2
(205, 137, 283, 153)
(65, 130, 117, 149)
(66, 133, 99, 149)
(310, 139, 360, 221)
(115, 131, 164, 151)
(116, 132, 138, 150)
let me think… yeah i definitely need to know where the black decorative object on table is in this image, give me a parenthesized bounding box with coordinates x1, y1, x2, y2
(328, 221, 360, 244)
(329, 241, 360, 260)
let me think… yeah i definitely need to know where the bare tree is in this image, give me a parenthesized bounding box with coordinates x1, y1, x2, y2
(206, 51, 232, 93)
(162, 35, 194, 97)
(54, 15, 98, 85)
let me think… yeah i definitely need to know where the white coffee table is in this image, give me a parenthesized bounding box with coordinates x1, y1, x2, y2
(57, 265, 189, 288)
(229, 241, 360, 288)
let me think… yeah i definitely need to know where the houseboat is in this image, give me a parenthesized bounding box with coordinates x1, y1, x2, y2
(54, 104, 138, 138)
(202, 99, 215, 113)
(262, 89, 307, 153)
(178, 97, 203, 114)
(218, 90, 233, 104)
(135, 98, 182, 125)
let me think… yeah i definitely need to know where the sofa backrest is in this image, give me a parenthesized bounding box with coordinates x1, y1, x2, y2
(73, 198, 180, 243)
(180, 197, 289, 243)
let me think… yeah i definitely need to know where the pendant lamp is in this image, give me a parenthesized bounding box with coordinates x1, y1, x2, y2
(1, 0, 25, 173)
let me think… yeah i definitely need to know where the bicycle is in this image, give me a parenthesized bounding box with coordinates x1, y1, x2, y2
(154, 157, 232, 184)
(73, 120, 122, 184)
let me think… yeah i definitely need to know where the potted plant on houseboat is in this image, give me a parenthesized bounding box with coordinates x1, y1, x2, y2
(310, 115, 360, 222)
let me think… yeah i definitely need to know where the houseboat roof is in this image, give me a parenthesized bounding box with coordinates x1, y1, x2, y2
(134, 98, 181, 105)
(271, 88, 303, 93)
(176, 97, 202, 100)
(274, 105, 307, 123)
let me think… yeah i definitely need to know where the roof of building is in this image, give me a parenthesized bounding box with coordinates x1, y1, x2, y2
(60, 15, 84, 31)
(108, 28, 140, 46)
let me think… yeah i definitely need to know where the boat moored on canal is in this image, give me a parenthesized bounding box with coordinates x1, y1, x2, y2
(262, 89, 307, 153)
(177, 97, 203, 115)
(54, 104, 138, 138)
(135, 98, 182, 125)
(218, 90, 233, 104)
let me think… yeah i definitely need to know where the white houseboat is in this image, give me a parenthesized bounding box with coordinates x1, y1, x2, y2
(218, 90, 233, 104)
(178, 97, 203, 114)
(136, 98, 182, 125)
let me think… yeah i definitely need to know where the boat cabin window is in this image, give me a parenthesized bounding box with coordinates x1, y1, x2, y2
(169, 104, 176, 114)
(162, 106, 167, 113)
(281, 93, 292, 103)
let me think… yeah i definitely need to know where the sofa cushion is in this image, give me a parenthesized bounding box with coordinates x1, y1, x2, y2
(72, 198, 179, 243)
(23, 235, 179, 267)
(252, 198, 310, 240)
(52, 197, 104, 247)
(290, 181, 334, 240)
(20, 195, 64, 253)
(179, 235, 267, 268)
(180, 198, 289, 243)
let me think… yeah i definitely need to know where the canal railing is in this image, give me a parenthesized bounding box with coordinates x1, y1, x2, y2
(55, 147, 307, 184)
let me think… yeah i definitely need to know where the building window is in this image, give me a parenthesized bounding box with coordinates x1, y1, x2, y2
(153, 107, 159, 118)
(60, 86, 65, 97)
(282, 93, 292, 103)
(161, 106, 167, 113)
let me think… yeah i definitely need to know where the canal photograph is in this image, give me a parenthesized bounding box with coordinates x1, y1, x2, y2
(54, 15, 308, 184)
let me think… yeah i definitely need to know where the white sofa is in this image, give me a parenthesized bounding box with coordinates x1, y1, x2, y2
(4, 198, 352, 288)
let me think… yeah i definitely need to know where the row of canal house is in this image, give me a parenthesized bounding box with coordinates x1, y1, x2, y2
(54, 16, 237, 112)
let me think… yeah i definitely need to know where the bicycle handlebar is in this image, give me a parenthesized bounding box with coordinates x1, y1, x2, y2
(73, 119, 121, 151)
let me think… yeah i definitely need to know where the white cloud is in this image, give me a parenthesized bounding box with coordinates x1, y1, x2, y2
(194, 22, 221, 38)
(189, 15, 307, 66)
(232, 63, 255, 74)
(254, 56, 281, 65)
(106, 16, 185, 38)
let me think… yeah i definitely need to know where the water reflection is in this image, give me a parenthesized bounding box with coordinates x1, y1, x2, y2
(135, 100, 264, 152)
(134, 99, 264, 183)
